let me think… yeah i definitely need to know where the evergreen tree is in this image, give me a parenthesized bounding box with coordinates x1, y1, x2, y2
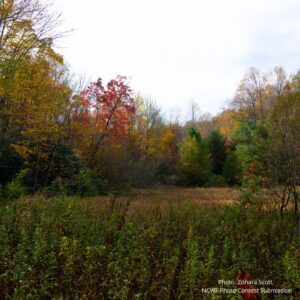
(222, 152, 242, 186)
(179, 128, 211, 186)
(208, 130, 227, 175)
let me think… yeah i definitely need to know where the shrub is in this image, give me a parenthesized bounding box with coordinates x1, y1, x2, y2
(75, 169, 106, 196)
(5, 169, 31, 200)
(42, 177, 67, 197)
(204, 175, 227, 187)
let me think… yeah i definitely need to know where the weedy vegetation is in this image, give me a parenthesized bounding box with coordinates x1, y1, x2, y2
(0, 190, 299, 299)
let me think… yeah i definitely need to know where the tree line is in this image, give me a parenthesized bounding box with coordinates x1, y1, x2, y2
(0, 0, 299, 219)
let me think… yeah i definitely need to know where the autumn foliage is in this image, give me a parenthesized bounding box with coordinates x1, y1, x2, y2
(77, 76, 135, 163)
(0, 1, 299, 299)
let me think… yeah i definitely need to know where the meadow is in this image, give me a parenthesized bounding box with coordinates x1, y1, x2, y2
(0, 188, 298, 299)
(1, 1, 300, 299)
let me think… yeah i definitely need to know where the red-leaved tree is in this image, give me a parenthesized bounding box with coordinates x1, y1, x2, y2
(78, 76, 135, 163)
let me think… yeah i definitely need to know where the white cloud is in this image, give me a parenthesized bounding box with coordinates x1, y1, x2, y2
(53, 0, 300, 115)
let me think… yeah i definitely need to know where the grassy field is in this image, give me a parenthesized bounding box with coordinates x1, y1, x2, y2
(78, 187, 238, 214)
(0, 188, 299, 299)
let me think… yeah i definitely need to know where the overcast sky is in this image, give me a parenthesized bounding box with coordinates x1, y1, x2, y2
(53, 0, 300, 118)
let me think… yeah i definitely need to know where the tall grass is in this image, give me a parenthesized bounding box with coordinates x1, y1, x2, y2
(0, 196, 299, 299)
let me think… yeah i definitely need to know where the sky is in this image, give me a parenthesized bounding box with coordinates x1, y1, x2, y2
(52, 0, 300, 119)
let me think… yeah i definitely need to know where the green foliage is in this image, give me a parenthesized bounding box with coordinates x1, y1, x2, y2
(207, 130, 227, 175)
(204, 175, 227, 187)
(179, 128, 211, 186)
(74, 169, 106, 196)
(27, 142, 82, 191)
(282, 248, 300, 289)
(188, 127, 202, 143)
(43, 177, 68, 197)
(234, 122, 271, 181)
(49, 143, 82, 184)
(4, 169, 31, 200)
(222, 152, 242, 186)
(0, 197, 297, 299)
(5, 179, 26, 201)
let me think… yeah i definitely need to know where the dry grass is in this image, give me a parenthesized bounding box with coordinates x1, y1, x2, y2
(78, 187, 238, 215)
(130, 186, 237, 211)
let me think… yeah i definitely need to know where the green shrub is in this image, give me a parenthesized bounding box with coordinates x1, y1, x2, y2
(283, 248, 300, 289)
(42, 177, 67, 197)
(5, 169, 31, 200)
(75, 169, 106, 196)
(205, 175, 227, 187)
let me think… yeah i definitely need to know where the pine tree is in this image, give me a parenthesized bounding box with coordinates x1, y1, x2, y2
(208, 130, 227, 175)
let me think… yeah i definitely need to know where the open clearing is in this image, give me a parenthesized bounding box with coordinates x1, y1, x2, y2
(131, 186, 237, 207)
(76, 187, 239, 214)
